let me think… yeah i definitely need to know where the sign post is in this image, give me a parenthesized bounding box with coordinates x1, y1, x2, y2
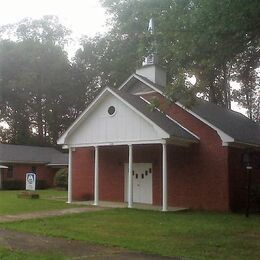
(26, 172, 36, 191)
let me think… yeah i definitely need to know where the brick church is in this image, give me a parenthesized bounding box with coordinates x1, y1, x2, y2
(58, 22, 260, 211)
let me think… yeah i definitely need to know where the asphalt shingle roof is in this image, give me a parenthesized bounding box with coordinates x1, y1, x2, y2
(0, 144, 68, 165)
(189, 99, 260, 146)
(113, 89, 198, 142)
(123, 75, 260, 146)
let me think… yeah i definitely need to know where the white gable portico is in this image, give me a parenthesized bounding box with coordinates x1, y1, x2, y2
(58, 87, 172, 210)
(58, 87, 197, 211)
(60, 88, 169, 147)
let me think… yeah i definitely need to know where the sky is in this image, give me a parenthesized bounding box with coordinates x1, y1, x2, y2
(0, 0, 246, 116)
(0, 0, 108, 55)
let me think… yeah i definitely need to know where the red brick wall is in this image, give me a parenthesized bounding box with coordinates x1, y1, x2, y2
(99, 146, 126, 202)
(70, 93, 234, 211)
(2, 164, 56, 187)
(72, 147, 94, 200)
(72, 145, 161, 203)
(142, 93, 230, 211)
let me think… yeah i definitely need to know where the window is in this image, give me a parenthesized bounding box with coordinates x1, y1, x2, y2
(7, 166, 13, 178)
(107, 106, 116, 116)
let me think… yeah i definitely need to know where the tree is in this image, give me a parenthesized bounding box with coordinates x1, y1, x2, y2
(0, 17, 76, 145)
(99, 0, 260, 112)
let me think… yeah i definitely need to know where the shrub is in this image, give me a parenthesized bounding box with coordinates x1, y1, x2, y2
(36, 180, 48, 189)
(54, 168, 68, 190)
(2, 180, 24, 190)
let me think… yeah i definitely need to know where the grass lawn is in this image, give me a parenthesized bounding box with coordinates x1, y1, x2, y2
(1, 208, 260, 259)
(0, 189, 76, 215)
(0, 247, 66, 260)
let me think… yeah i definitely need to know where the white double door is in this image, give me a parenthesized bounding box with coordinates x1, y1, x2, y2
(124, 163, 153, 204)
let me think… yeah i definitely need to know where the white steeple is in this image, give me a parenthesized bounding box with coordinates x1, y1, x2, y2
(136, 18, 166, 87)
(142, 18, 157, 66)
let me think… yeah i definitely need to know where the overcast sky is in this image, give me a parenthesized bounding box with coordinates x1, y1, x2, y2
(0, 0, 246, 115)
(0, 0, 108, 55)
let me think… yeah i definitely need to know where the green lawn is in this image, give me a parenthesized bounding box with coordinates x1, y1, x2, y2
(1, 208, 260, 259)
(0, 189, 76, 215)
(0, 247, 66, 260)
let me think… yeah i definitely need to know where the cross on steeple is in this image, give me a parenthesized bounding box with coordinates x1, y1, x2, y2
(142, 18, 158, 66)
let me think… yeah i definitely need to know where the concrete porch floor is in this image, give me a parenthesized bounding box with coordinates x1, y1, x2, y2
(72, 200, 188, 212)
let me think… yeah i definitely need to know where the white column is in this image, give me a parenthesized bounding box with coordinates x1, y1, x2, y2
(128, 144, 133, 208)
(93, 146, 99, 206)
(162, 143, 168, 212)
(67, 147, 73, 203)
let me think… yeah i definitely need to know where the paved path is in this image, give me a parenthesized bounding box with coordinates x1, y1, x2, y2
(0, 207, 105, 223)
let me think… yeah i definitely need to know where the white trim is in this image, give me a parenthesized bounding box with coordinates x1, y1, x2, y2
(93, 146, 99, 206)
(67, 148, 72, 203)
(58, 87, 170, 145)
(128, 144, 133, 208)
(119, 74, 164, 95)
(140, 97, 200, 140)
(47, 164, 68, 166)
(58, 87, 108, 145)
(132, 90, 157, 96)
(176, 102, 234, 144)
(117, 73, 260, 147)
(118, 74, 236, 145)
(162, 143, 168, 212)
(134, 74, 163, 95)
(0, 160, 51, 164)
(66, 139, 166, 148)
(118, 73, 136, 90)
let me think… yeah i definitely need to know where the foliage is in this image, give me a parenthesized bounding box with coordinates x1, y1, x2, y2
(99, 0, 260, 112)
(54, 168, 68, 189)
(2, 180, 24, 190)
(0, 16, 93, 145)
(2, 209, 260, 259)
(1, 2, 260, 145)
(36, 180, 49, 190)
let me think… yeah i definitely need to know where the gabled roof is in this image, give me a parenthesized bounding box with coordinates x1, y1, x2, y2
(188, 99, 260, 146)
(0, 144, 68, 165)
(119, 73, 164, 94)
(113, 89, 198, 142)
(119, 73, 260, 147)
(57, 87, 198, 145)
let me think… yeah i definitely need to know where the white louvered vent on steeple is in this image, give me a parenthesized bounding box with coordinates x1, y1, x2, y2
(137, 18, 166, 87)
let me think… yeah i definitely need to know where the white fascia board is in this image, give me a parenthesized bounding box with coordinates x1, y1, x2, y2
(67, 139, 166, 148)
(118, 73, 136, 90)
(58, 87, 170, 145)
(57, 87, 109, 145)
(0, 160, 47, 164)
(119, 72, 235, 145)
(223, 141, 260, 148)
(140, 97, 200, 141)
(176, 102, 234, 143)
(133, 74, 163, 95)
(119, 74, 163, 95)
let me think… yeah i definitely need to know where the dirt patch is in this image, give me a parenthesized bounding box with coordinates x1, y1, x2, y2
(0, 207, 105, 223)
(0, 229, 178, 259)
